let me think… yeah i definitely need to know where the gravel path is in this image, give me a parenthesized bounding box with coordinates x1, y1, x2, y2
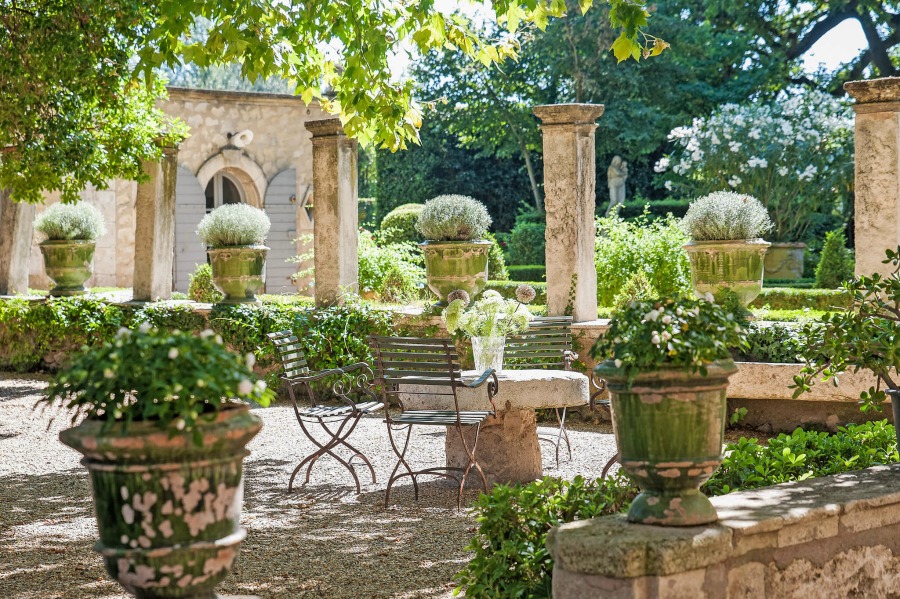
(0, 374, 618, 599)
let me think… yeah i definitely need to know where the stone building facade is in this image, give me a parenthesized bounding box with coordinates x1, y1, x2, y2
(28, 87, 328, 293)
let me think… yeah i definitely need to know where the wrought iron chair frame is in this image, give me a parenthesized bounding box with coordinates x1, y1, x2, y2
(504, 315, 578, 465)
(268, 330, 384, 494)
(589, 371, 618, 478)
(368, 336, 499, 509)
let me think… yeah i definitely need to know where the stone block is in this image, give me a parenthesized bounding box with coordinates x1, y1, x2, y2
(841, 502, 900, 533)
(726, 562, 766, 598)
(657, 568, 708, 599)
(776, 515, 839, 547)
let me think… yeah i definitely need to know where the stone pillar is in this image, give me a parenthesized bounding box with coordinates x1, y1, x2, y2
(132, 147, 178, 301)
(0, 189, 36, 295)
(305, 118, 358, 307)
(845, 78, 900, 277)
(533, 104, 604, 322)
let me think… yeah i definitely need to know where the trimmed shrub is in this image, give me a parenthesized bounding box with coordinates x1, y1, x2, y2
(188, 263, 223, 303)
(612, 271, 657, 310)
(506, 265, 546, 282)
(197, 203, 270, 247)
(484, 232, 508, 281)
(507, 221, 546, 265)
(379, 203, 424, 245)
(613, 198, 691, 220)
(749, 288, 852, 311)
(681, 191, 773, 241)
(815, 228, 854, 289)
(416, 195, 491, 241)
(484, 281, 547, 306)
(358, 229, 424, 303)
(34, 202, 106, 241)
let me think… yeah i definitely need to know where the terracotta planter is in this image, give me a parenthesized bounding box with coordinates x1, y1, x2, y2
(207, 245, 268, 304)
(39, 240, 95, 296)
(595, 359, 737, 526)
(420, 240, 491, 305)
(59, 404, 262, 599)
(764, 242, 806, 280)
(683, 239, 770, 307)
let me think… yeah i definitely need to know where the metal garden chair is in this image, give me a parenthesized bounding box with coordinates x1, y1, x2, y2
(504, 315, 578, 466)
(589, 372, 618, 478)
(268, 330, 384, 494)
(368, 336, 500, 509)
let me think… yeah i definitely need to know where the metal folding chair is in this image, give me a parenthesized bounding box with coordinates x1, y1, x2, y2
(589, 370, 618, 478)
(268, 330, 384, 493)
(368, 336, 499, 509)
(504, 316, 578, 466)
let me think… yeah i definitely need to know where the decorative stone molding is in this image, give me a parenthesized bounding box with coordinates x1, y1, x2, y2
(195, 148, 267, 208)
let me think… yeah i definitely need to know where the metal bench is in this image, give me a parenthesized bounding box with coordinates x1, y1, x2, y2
(504, 315, 578, 465)
(368, 336, 499, 509)
(268, 330, 384, 494)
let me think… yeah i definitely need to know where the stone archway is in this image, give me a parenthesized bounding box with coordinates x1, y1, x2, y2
(196, 149, 267, 208)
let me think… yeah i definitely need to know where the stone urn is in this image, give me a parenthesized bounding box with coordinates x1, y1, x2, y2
(683, 239, 770, 307)
(420, 240, 491, 305)
(207, 245, 268, 304)
(595, 359, 737, 526)
(59, 404, 262, 599)
(764, 242, 806, 280)
(39, 240, 96, 296)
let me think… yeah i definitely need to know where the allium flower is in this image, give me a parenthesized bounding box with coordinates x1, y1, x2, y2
(237, 379, 253, 396)
(515, 284, 537, 305)
(447, 289, 471, 306)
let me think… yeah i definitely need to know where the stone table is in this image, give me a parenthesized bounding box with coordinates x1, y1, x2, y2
(399, 369, 589, 484)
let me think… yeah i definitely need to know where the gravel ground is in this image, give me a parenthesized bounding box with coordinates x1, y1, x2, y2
(0, 374, 618, 599)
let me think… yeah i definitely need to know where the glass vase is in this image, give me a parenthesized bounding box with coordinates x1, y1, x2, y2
(472, 336, 506, 374)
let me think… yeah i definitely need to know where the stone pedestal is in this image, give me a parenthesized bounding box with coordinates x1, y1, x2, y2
(446, 410, 542, 485)
(132, 147, 178, 301)
(0, 188, 35, 295)
(533, 104, 603, 322)
(845, 78, 900, 278)
(305, 118, 358, 307)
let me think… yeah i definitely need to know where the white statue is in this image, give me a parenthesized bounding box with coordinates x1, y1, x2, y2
(606, 155, 628, 215)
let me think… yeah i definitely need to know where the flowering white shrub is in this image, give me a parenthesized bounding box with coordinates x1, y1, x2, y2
(197, 203, 271, 247)
(681, 191, 773, 241)
(655, 88, 853, 242)
(35, 202, 107, 241)
(443, 290, 532, 338)
(416, 194, 491, 241)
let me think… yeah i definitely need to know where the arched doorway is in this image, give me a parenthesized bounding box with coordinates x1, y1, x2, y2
(204, 171, 245, 212)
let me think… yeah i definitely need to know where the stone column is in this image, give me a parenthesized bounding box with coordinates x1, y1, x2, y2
(132, 147, 178, 301)
(845, 78, 900, 277)
(533, 104, 604, 322)
(0, 189, 36, 295)
(305, 118, 358, 307)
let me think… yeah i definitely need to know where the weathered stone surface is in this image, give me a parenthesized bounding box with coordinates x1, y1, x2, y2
(133, 148, 178, 301)
(0, 188, 35, 294)
(727, 361, 878, 402)
(534, 104, 603, 322)
(726, 562, 765, 598)
(305, 118, 358, 306)
(445, 409, 542, 485)
(767, 545, 900, 598)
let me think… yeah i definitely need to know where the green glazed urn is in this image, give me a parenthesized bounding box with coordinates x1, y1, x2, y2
(683, 239, 770, 307)
(207, 245, 268, 304)
(59, 403, 262, 599)
(39, 239, 96, 296)
(595, 359, 737, 526)
(764, 242, 806, 280)
(420, 240, 491, 305)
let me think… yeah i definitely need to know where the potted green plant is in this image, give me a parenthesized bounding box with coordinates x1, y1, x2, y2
(40, 325, 272, 598)
(443, 287, 535, 372)
(793, 246, 900, 445)
(416, 194, 493, 304)
(681, 191, 773, 307)
(592, 296, 747, 526)
(34, 202, 107, 296)
(196, 203, 271, 303)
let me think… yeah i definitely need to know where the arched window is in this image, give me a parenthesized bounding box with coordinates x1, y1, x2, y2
(204, 172, 245, 212)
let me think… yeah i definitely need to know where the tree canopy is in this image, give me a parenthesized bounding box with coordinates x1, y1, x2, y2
(0, 0, 660, 203)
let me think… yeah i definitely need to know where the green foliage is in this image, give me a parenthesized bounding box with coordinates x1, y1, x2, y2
(506, 265, 546, 282)
(595, 211, 692, 307)
(592, 297, 748, 380)
(484, 281, 547, 306)
(417, 195, 492, 241)
(196, 204, 271, 247)
(188, 263, 224, 303)
(681, 191, 773, 241)
(612, 271, 658, 311)
(794, 247, 900, 411)
(133, 302, 208, 333)
(736, 321, 807, 363)
(704, 422, 899, 495)
(765, 279, 816, 289)
(815, 228, 854, 289)
(358, 229, 425, 303)
(34, 202, 107, 241)
(507, 222, 546, 266)
(750, 308, 828, 322)
(749, 288, 852, 311)
(484, 232, 509, 281)
(42, 327, 272, 442)
(357, 197, 378, 226)
(605, 198, 691, 220)
(454, 473, 639, 598)
(379, 203, 424, 245)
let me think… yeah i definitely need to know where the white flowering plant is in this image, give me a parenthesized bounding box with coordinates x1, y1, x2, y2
(681, 191, 773, 241)
(34, 202, 107, 241)
(443, 289, 534, 338)
(197, 203, 271, 248)
(416, 194, 492, 241)
(42, 326, 273, 444)
(591, 297, 748, 381)
(655, 88, 853, 242)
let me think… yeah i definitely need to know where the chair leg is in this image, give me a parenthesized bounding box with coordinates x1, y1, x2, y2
(455, 422, 488, 511)
(291, 416, 362, 494)
(601, 452, 619, 479)
(555, 407, 572, 465)
(385, 423, 417, 508)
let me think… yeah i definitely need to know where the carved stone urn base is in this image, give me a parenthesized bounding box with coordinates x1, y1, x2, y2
(208, 245, 268, 304)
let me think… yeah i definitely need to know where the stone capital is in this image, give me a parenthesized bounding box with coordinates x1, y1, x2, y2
(304, 118, 346, 139)
(533, 104, 605, 126)
(845, 77, 900, 106)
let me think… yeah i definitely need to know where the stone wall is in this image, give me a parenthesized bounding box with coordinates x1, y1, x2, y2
(550, 464, 900, 599)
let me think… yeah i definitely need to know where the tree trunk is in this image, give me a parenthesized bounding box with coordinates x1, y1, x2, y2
(518, 135, 544, 214)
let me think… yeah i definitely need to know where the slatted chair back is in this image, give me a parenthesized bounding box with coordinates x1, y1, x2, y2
(504, 316, 575, 370)
(368, 336, 462, 409)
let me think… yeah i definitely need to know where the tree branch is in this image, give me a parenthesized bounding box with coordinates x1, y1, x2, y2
(788, 8, 858, 60)
(857, 10, 897, 76)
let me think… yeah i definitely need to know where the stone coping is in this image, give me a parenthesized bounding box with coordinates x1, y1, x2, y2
(548, 464, 900, 579)
(727, 361, 878, 402)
